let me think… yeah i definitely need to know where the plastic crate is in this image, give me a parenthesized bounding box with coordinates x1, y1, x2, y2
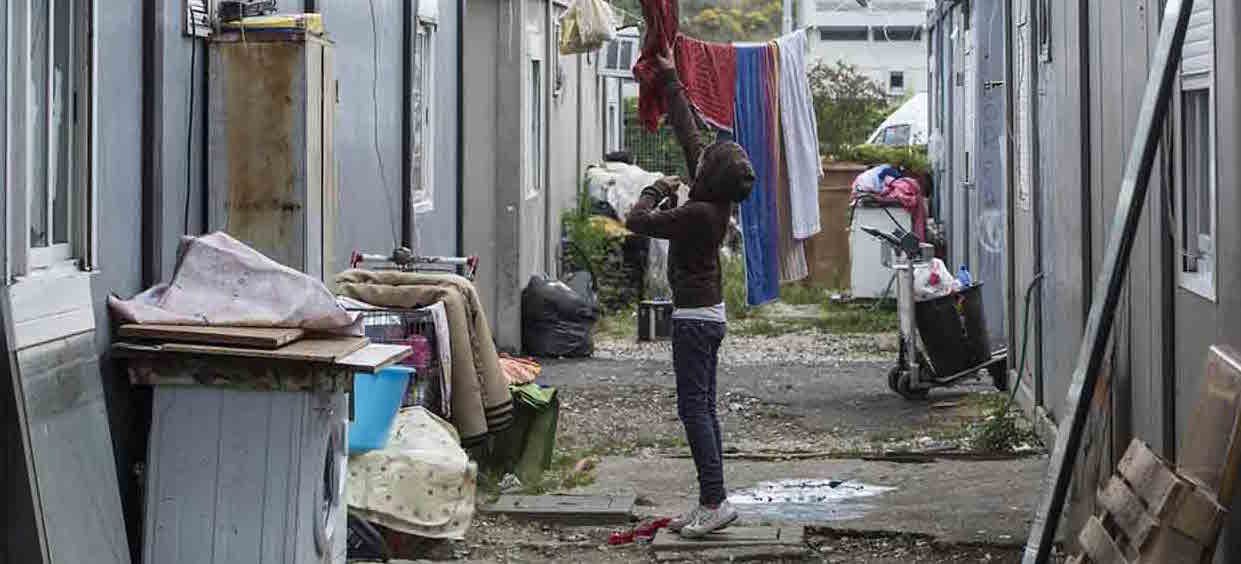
(350, 307, 448, 418)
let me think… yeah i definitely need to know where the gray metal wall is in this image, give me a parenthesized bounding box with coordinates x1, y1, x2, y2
(1007, 0, 1241, 558)
(462, 0, 605, 351)
(414, 0, 462, 257)
(318, 0, 406, 276)
(1191, 1, 1241, 559)
(929, 0, 1007, 351)
(969, 0, 1007, 351)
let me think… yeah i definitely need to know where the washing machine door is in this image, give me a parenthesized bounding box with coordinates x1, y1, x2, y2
(315, 418, 348, 558)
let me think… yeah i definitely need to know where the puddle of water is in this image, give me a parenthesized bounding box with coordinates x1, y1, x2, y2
(728, 479, 895, 522)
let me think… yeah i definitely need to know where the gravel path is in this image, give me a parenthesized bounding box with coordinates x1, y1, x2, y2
(593, 331, 900, 366)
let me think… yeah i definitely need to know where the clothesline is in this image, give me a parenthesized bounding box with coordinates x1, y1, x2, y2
(633, 0, 823, 307)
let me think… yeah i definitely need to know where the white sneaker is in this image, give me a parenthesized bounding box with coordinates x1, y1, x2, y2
(679, 501, 739, 539)
(667, 506, 702, 533)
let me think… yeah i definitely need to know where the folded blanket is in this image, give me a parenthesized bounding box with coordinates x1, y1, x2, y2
(346, 407, 477, 540)
(336, 270, 513, 447)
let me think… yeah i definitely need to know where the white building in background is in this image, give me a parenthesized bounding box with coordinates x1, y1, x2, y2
(800, 0, 929, 97)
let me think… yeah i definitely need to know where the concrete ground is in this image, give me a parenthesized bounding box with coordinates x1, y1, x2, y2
(543, 351, 1046, 547)
(369, 332, 1048, 562)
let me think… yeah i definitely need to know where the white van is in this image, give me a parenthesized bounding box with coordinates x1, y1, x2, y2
(866, 92, 928, 146)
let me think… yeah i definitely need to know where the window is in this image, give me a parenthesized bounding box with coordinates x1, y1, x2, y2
(889, 71, 906, 94)
(23, 0, 92, 272)
(1037, 0, 1051, 61)
(411, 20, 436, 212)
(529, 59, 544, 197)
(878, 125, 912, 146)
(599, 34, 639, 78)
(819, 26, 869, 42)
(1176, 0, 1215, 299)
(872, 26, 923, 42)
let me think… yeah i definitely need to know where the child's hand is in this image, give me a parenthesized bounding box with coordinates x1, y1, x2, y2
(654, 45, 675, 73)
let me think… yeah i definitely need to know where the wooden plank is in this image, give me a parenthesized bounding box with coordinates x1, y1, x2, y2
(117, 324, 306, 349)
(479, 494, 635, 525)
(1177, 345, 1241, 502)
(138, 336, 368, 364)
(334, 344, 412, 374)
(1078, 516, 1129, 564)
(1117, 439, 1182, 514)
(1097, 475, 1158, 551)
(1140, 527, 1206, 564)
(1163, 485, 1225, 545)
(651, 526, 804, 550)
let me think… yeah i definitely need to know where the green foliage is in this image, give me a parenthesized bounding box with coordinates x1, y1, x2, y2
(808, 61, 894, 154)
(832, 144, 932, 178)
(562, 209, 617, 278)
(721, 251, 752, 320)
(682, 0, 782, 43)
(611, 0, 782, 44)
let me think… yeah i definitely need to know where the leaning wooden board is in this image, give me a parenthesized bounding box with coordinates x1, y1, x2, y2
(117, 324, 306, 349)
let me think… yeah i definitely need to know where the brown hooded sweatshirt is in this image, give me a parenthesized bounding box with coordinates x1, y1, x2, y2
(625, 69, 756, 309)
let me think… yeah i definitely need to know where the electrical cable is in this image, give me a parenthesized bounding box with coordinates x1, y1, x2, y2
(185, 19, 198, 236)
(369, 0, 402, 247)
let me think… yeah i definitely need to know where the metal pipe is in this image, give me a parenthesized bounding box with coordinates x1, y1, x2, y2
(402, 0, 414, 249)
(455, 0, 465, 257)
(1022, 1, 1195, 561)
(544, 0, 552, 274)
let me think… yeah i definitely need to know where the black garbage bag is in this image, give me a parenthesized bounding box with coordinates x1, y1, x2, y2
(522, 275, 598, 358)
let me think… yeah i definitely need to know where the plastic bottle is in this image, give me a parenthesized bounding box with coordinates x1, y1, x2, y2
(958, 265, 973, 288)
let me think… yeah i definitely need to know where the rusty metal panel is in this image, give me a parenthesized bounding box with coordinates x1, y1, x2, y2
(207, 37, 314, 274)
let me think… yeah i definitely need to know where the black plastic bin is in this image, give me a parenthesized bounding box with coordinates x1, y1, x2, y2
(914, 283, 991, 378)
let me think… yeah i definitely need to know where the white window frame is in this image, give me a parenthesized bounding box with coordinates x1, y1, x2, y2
(9, 0, 97, 279)
(411, 18, 436, 214)
(598, 34, 638, 79)
(528, 55, 544, 199)
(1175, 1, 1216, 301)
(889, 70, 906, 95)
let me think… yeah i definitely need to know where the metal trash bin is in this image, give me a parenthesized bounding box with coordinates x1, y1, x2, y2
(914, 283, 991, 378)
(637, 300, 674, 341)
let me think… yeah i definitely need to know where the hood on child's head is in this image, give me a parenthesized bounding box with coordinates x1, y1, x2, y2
(691, 142, 756, 204)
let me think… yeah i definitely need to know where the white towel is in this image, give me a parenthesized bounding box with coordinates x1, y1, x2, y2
(777, 30, 823, 240)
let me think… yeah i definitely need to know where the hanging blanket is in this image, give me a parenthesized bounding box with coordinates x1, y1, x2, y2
(674, 35, 737, 131)
(632, 0, 679, 132)
(767, 43, 809, 283)
(335, 270, 513, 447)
(108, 231, 360, 334)
(776, 30, 823, 240)
(346, 407, 477, 540)
(734, 44, 782, 306)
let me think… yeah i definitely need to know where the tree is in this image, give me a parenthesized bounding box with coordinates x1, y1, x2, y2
(610, 0, 782, 44)
(807, 60, 893, 155)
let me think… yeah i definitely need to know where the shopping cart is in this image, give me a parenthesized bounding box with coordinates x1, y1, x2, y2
(350, 247, 479, 281)
(858, 224, 1007, 400)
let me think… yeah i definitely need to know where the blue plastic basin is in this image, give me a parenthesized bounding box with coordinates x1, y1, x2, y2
(348, 366, 414, 455)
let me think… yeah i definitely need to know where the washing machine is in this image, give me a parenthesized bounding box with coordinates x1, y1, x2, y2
(142, 387, 348, 564)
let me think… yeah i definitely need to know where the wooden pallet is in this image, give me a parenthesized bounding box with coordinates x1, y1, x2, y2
(1069, 440, 1226, 564)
